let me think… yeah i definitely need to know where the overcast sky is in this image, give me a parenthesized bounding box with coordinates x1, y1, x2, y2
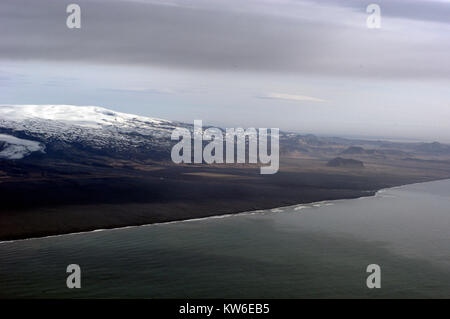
(1, 0, 449, 141)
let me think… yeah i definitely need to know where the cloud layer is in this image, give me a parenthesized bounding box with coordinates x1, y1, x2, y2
(0, 0, 449, 79)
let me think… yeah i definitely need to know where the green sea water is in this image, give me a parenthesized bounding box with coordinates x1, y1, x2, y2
(1, 179, 450, 298)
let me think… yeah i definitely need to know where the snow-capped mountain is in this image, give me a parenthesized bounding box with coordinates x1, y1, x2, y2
(0, 105, 181, 160)
(0, 104, 363, 163)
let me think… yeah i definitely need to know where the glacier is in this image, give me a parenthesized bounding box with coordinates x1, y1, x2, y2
(0, 134, 45, 159)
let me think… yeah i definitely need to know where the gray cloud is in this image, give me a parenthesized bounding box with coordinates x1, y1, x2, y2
(101, 87, 177, 94)
(313, 0, 450, 25)
(0, 0, 449, 79)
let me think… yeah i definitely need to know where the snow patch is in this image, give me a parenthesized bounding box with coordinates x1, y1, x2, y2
(0, 134, 45, 159)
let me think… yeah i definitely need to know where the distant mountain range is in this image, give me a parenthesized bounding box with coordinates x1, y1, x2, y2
(1, 105, 449, 166)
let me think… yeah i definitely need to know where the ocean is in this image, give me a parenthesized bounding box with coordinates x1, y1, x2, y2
(1, 179, 450, 298)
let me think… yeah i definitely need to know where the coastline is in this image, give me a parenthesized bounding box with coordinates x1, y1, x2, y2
(0, 194, 371, 244)
(3, 178, 447, 244)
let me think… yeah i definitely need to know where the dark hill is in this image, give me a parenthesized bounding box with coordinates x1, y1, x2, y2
(327, 157, 364, 168)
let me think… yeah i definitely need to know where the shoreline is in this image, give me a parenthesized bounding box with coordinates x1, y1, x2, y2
(0, 197, 369, 244)
(3, 178, 445, 244)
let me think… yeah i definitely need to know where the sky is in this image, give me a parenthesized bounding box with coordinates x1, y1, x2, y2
(1, 0, 449, 141)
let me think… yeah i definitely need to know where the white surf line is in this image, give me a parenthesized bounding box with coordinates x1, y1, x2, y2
(3, 179, 442, 245)
(0, 210, 265, 245)
(0, 196, 350, 245)
(271, 208, 284, 213)
(0, 195, 377, 244)
(0, 196, 375, 244)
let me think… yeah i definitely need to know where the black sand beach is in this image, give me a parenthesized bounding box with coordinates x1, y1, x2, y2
(2, 156, 449, 241)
